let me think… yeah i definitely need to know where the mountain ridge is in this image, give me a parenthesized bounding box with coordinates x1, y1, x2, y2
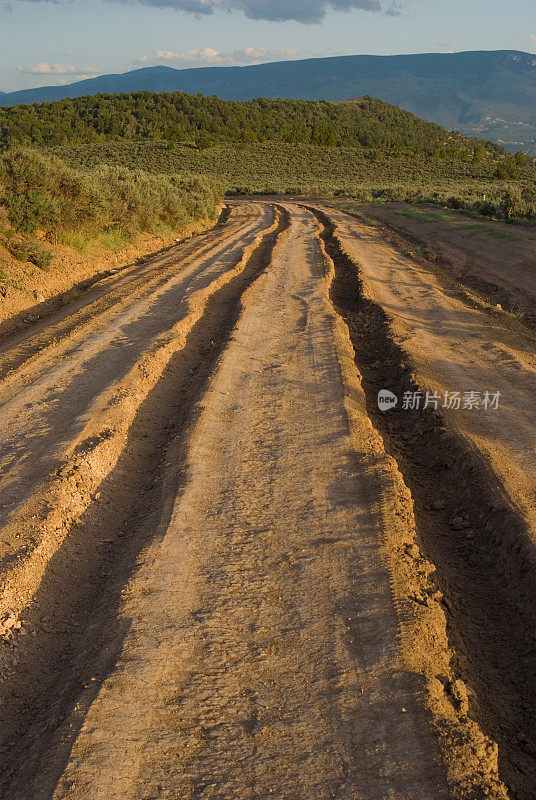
(2, 50, 536, 153)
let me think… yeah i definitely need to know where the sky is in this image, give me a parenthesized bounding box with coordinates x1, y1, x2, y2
(0, 0, 535, 92)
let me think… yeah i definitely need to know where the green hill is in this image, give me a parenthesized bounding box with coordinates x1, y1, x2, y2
(1, 51, 536, 153)
(0, 92, 504, 158)
(3, 90, 534, 224)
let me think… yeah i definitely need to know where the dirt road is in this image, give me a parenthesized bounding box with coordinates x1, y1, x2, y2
(0, 201, 534, 799)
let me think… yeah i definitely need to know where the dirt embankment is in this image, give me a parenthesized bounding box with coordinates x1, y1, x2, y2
(0, 209, 226, 337)
(333, 201, 536, 331)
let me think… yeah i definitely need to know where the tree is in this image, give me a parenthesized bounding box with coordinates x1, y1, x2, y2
(499, 186, 523, 220)
(494, 160, 518, 180)
(472, 145, 487, 164)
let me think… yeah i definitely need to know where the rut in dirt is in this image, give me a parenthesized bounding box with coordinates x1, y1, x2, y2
(310, 205, 536, 800)
(0, 205, 290, 800)
(0, 203, 241, 382)
(35, 202, 453, 800)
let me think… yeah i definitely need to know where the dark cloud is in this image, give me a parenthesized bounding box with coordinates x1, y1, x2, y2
(13, 0, 385, 23)
(383, 1, 402, 16)
(229, 0, 382, 23)
(132, 0, 382, 23)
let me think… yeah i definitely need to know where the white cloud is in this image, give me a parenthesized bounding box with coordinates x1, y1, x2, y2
(17, 62, 97, 75)
(531, 33, 536, 44)
(137, 47, 299, 67)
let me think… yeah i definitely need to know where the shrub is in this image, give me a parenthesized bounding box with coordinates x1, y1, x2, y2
(0, 147, 222, 241)
(472, 200, 497, 217)
(3, 190, 60, 234)
(8, 239, 54, 270)
(499, 186, 524, 220)
(45, 139, 536, 223)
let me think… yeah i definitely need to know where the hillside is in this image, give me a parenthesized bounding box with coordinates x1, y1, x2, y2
(0, 92, 503, 157)
(1, 51, 536, 153)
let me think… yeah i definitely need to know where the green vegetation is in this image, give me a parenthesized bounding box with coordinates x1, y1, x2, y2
(0, 148, 222, 266)
(51, 139, 536, 222)
(396, 209, 455, 223)
(458, 224, 513, 239)
(8, 239, 55, 270)
(0, 92, 503, 157)
(1, 91, 535, 229)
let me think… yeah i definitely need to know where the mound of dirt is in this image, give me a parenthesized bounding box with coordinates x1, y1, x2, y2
(0, 214, 221, 337)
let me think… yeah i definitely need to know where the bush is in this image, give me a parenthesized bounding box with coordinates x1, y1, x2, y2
(0, 147, 222, 240)
(8, 239, 54, 270)
(3, 190, 60, 234)
(472, 200, 497, 217)
(499, 186, 523, 220)
(47, 139, 536, 223)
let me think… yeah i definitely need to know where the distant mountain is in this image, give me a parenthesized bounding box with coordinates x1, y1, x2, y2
(2, 51, 536, 153)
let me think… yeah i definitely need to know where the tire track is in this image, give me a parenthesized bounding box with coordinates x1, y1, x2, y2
(0, 203, 272, 543)
(35, 203, 450, 800)
(310, 205, 535, 799)
(0, 203, 263, 383)
(0, 204, 290, 799)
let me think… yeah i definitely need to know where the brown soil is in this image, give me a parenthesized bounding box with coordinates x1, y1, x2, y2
(0, 201, 534, 799)
(358, 202, 536, 329)
(0, 210, 223, 337)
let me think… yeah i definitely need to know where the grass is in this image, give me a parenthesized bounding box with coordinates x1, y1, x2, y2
(59, 228, 135, 253)
(95, 228, 133, 251)
(458, 224, 513, 239)
(396, 209, 456, 223)
(58, 232, 93, 254)
(154, 220, 175, 236)
(361, 216, 382, 228)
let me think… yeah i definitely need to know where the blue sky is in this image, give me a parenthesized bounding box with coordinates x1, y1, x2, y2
(0, 0, 535, 92)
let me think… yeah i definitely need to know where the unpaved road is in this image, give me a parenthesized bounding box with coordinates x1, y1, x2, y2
(0, 201, 535, 799)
